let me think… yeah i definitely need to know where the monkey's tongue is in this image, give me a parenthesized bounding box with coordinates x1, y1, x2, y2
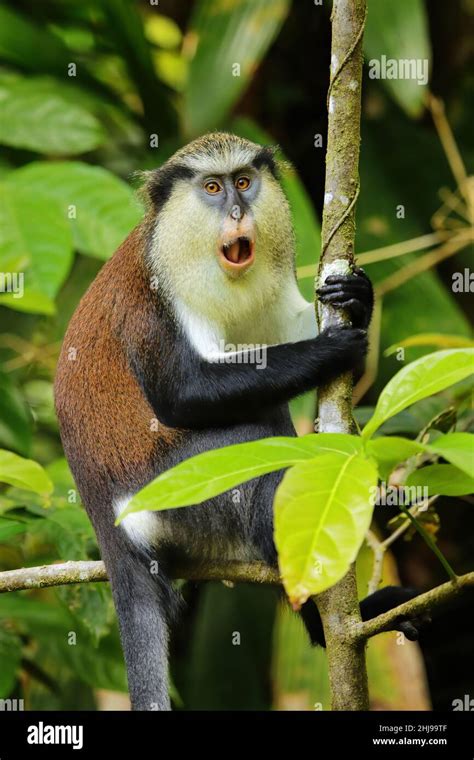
(223, 238, 251, 264)
(226, 241, 241, 263)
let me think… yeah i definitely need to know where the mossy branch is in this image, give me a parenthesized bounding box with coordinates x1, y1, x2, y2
(313, 0, 368, 711)
(0, 560, 279, 594)
(1, 562, 472, 644)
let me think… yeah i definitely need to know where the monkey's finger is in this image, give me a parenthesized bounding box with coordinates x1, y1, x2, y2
(352, 265, 369, 279)
(396, 620, 419, 641)
(320, 277, 369, 291)
(318, 294, 364, 310)
(317, 288, 368, 303)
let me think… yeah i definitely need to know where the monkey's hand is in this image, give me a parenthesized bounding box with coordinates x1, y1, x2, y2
(317, 266, 373, 329)
(317, 324, 368, 377)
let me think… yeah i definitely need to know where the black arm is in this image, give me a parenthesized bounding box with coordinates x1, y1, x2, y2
(151, 325, 367, 429)
(125, 269, 372, 430)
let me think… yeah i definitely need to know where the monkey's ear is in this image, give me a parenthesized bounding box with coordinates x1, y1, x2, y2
(252, 145, 280, 178)
(138, 163, 195, 211)
(252, 144, 292, 180)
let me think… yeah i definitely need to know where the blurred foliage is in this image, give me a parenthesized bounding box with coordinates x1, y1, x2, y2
(0, 0, 472, 710)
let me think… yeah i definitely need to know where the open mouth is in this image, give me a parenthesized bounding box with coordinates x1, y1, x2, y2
(219, 236, 255, 272)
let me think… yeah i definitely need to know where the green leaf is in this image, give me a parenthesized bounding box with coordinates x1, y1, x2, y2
(101, 0, 177, 134)
(145, 14, 182, 49)
(0, 450, 53, 495)
(0, 594, 126, 693)
(0, 372, 32, 456)
(0, 76, 105, 155)
(0, 626, 22, 696)
(0, 6, 70, 75)
(0, 517, 27, 542)
(407, 464, 474, 497)
(38, 506, 96, 559)
(0, 182, 73, 314)
(184, 0, 290, 135)
(367, 436, 424, 481)
(118, 434, 362, 522)
(427, 433, 474, 479)
(364, 0, 431, 118)
(274, 452, 378, 606)
(56, 582, 114, 646)
(362, 350, 474, 440)
(8, 162, 142, 260)
(366, 432, 474, 481)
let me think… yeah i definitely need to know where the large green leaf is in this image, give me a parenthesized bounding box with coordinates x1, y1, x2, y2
(274, 452, 378, 606)
(407, 464, 474, 497)
(427, 433, 474, 479)
(117, 434, 362, 522)
(9, 162, 142, 260)
(367, 432, 474, 481)
(364, 0, 431, 118)
(0, 76, 105, 155)
(0, 371, 32, 456)
(367, 436, 424, 481)
(362, 350, 474, 439)
(0, 450, 53, 495)
(0, 182, 73, 314)
(0, 6, 70, 75)
(184, 0, 290, 135)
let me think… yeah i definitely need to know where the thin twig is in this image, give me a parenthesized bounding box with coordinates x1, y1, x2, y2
(375, 233, 471, 298)
(352, 572, 474, 642)
(296, 231, 451, 281)
(428, 94, 469, 206)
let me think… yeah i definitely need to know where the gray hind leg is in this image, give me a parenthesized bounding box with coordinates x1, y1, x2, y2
(97, 528, 175, 711)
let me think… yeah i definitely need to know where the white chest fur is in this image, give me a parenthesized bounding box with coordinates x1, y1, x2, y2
(176, 278, 317, 361)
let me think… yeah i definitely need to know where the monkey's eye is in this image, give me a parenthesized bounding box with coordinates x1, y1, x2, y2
(204, 179, 222, 195)
(235, 176, 251, 191)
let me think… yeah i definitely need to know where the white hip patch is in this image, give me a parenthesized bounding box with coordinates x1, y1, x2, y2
(113, 497, 162, 548)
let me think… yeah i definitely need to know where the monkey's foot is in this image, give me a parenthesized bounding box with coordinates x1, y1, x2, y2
(300, 586, 430, 647)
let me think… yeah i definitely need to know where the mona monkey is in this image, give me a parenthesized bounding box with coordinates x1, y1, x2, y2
(55, 133, 420, 711)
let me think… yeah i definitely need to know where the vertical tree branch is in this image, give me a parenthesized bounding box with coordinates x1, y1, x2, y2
(315, 0, 369, 711)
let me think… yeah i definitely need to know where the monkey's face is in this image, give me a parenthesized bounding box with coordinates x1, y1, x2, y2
(147, 134, 296, 321)
(197, 170, 258, 278)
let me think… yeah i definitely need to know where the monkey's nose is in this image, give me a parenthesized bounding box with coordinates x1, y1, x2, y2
(230, 204, 242, 221)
